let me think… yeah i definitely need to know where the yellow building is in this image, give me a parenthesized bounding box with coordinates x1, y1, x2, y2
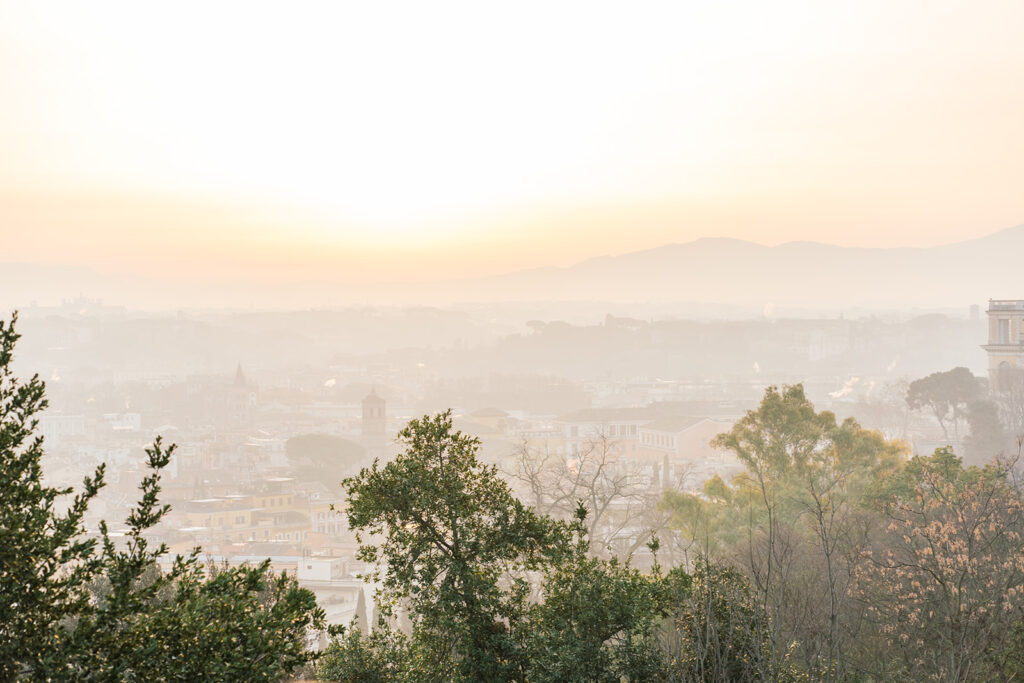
(310, 500, 348, 537)
(176, 493, 310, 544)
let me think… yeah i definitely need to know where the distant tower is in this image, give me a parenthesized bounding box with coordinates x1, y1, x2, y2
(361, 389, 386, 440)
(227, 362, 257, 422)
(234, 363, 248, 388)
(982, 300, 1024, 391)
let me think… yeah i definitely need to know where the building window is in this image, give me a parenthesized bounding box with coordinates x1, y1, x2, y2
(1000, 319, 1010, 343)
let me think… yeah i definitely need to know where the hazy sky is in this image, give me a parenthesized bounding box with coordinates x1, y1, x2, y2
(2, 1, 1023, 282)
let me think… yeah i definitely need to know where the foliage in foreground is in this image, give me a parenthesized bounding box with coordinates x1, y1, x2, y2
(340, 410, 574, 680)
(854, 447, 1024, 681)
(0, 312, 327, 681)
(318, 410, 797, 682)
(13, 303, 1024, 682)
(665, 382, 1024, 682)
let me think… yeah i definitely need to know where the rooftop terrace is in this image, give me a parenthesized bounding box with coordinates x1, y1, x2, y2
(988, 300, 1024, 311)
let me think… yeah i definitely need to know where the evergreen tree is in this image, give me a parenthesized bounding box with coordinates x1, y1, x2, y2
(0, 312, 107, 678)
(340, 410, 572, 681)
(0, 313, 327, 680)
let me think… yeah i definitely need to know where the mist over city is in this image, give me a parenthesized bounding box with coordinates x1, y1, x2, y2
(4, 2, 1024, 681)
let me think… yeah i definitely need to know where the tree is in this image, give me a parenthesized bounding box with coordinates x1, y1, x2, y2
(316, 625, 419, 683)
(906, 367, 983, 442)
(506, 434, 674, 560)
(659, 559, 805, 683)
(328, 409, 815, 681)
(963, 398, 1008, 465)
(340, 410, 572, 682)
(661, 475, 735, 565)
(0, 312, 106, 678)
(0, 313, 327, 679)
(679, 384, 904, 680)
(519, 506, 668, 683)
(854, 447, 1024, 682)
(992, 365, 1024, 442)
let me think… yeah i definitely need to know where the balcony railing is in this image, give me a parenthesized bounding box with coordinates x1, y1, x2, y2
(989, 299, 1024, 311)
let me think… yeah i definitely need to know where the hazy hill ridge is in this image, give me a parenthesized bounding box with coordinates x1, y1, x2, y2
(435, 224, 1024, 308)
(4, 225, 1022, 310)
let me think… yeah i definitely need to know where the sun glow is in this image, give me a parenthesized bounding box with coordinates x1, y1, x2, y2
(6, 1, 725, 239)
(2, 1, 1024, 277)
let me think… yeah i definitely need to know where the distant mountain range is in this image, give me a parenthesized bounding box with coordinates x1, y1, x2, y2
(4, 225, 1023, 311)
(438, 224, 1024, 309)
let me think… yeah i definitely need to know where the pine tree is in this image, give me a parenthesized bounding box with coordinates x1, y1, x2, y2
(0, 313, 328, 680)
(0, 312, 107, 678)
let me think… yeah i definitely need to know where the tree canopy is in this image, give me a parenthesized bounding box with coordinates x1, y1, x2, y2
(856, 447, 1024, 681)
(667, 384, 906, 680)
(906, 366, 983, 441)
(9, 305, 1023, 682)
(323, 410, 798, 682)
(0, 313, 328, 680)
(341, 410, 573, 680)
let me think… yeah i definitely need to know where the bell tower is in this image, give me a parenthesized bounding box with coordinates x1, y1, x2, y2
(361, 388, 387, 451)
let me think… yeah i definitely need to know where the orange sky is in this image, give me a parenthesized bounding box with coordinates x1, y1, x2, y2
(2, 1, 1023, 283)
